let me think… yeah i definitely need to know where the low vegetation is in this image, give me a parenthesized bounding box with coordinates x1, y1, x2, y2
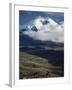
(19, 52, 64, 79)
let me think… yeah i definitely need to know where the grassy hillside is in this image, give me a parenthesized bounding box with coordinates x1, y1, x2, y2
(19, 52, 64, 79)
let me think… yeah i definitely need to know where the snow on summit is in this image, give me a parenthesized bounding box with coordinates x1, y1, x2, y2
(21, 12, 64, 43)
(20, 14, 64, 43)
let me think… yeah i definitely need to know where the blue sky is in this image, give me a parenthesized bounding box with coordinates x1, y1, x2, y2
(19, 10, 64, 30)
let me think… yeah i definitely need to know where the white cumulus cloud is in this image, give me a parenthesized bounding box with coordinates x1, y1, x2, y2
(23, 16, 64, 43)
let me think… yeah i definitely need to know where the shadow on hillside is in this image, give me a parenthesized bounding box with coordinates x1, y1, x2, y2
(20, 46, 64, 67)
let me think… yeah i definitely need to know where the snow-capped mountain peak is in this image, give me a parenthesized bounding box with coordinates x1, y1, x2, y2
(20, 16, 64, 43)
